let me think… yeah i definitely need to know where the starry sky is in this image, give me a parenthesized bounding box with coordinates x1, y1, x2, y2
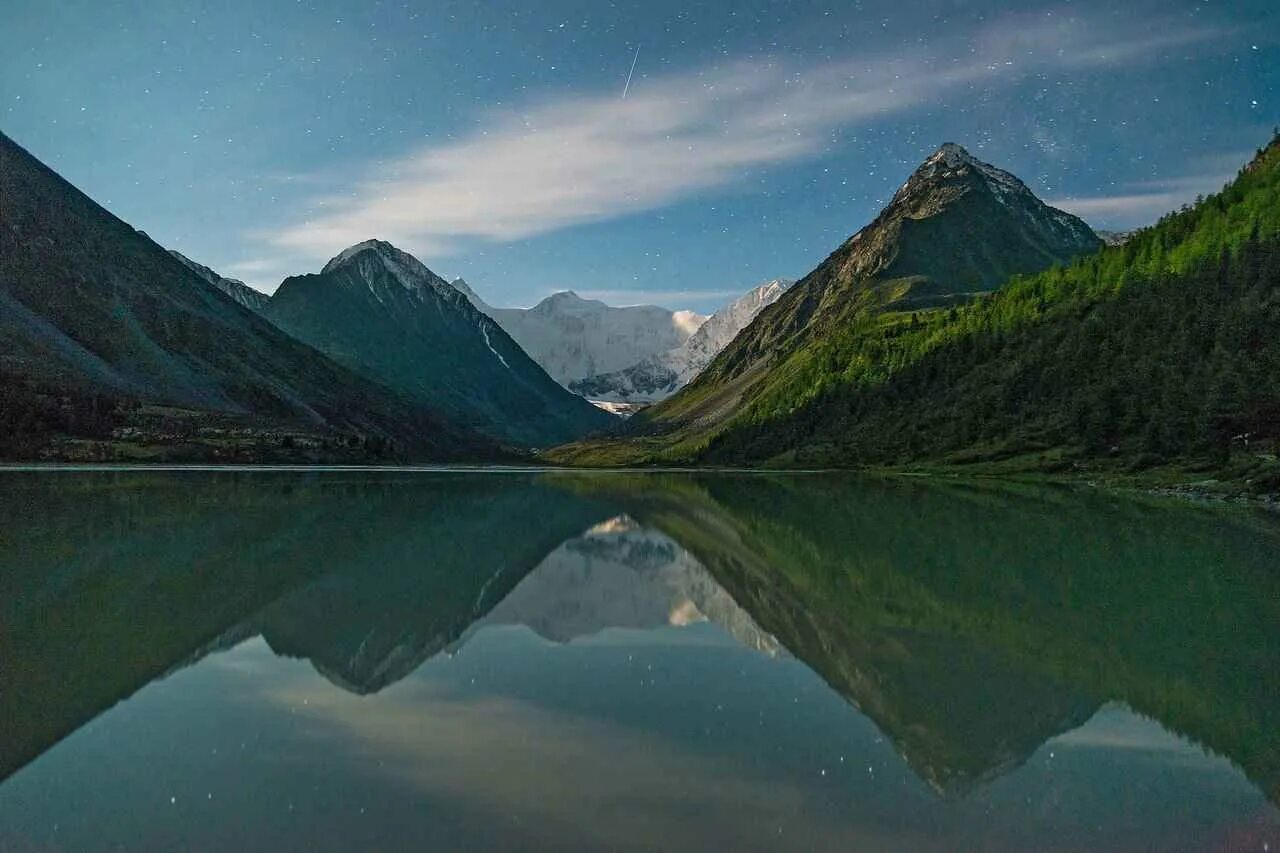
(2, 0, 1276, 312)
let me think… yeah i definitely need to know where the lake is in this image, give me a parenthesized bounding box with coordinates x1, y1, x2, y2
(1, 468, 1277, 851)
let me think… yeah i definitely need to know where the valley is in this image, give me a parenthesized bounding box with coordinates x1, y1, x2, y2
(2, 126, 1278, 499)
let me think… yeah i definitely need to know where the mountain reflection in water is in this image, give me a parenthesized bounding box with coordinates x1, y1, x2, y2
(0, 470, 1276, 851)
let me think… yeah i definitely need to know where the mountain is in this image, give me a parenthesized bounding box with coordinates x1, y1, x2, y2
(670, 143, 1100, 393)
(570, 278, 794, 403)
(465, 514, 784, 655)
(689, 135, 1280, 475)
(458, 283, 707, 388)
(263, 240, 614, 447)
(167, 249, 270, 313)
(0, 131, 498, 462)
(552, 135, 1280, 486)
(545, 143, 1104, 464)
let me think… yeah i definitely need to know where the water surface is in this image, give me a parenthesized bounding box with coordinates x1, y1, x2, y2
(1, 470, 1277, 851)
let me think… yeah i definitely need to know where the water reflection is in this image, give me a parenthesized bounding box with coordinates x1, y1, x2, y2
(468, 515, 784, 655)
(0, 469, 1276, 850)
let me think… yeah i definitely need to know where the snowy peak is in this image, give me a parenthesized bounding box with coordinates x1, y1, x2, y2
(569, 277, 794, 403)
(321, 238, 460, 302)
(471, 290, 709, 388)
(532, 290, 606, 313)
(729, 278, 792, 312)
(901, 142, 1029, 207)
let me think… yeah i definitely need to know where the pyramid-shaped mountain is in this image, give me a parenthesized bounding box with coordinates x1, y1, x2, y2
(702, 143, 1100, 380)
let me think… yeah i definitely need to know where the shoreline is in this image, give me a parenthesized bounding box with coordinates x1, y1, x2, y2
(2, 460, 1275, 510)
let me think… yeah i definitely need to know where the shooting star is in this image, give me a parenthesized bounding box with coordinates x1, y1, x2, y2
(622, 44, 641, 99)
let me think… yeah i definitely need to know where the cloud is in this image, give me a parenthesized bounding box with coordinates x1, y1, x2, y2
(256, 643, 906, 851)
(575, 288, 745, 307)
(1048, 171, 1236, 227)
(222, 257, 284, 277)
(252, 10, 1224, 274)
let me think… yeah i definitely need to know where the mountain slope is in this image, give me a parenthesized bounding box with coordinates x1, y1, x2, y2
(459, 283, 707, 388)
(687, 144, 1098, 391)
(570, 278, 794, 403)
(264, 240, 614, 447)
(546, 143, 1104, 463)
(0, 131, 497, 461)
(168, 249, 270, 313)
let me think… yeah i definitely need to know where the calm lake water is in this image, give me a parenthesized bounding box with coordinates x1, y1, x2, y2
(1, 469, 1277, 851)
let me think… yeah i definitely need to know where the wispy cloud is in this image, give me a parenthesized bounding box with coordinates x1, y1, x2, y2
(222, 257, 284, 277)
(575, 288, 745, 307)
(1048, 171, 1236, 227)
(251, 10, 1224, 277)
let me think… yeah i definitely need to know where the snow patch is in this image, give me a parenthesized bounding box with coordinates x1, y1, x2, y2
(479, 320, 510, 369)
(571, 278, 793, 402)
(470, 292, 709, 387)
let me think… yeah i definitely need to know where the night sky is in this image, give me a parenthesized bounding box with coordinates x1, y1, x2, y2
(2, 0, 1275, 312)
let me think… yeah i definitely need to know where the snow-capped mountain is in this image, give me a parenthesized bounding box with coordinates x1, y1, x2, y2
(454, 281, 707, 388)
(264, 239, 614, 447)
(168, 249, 271, 313)
(570, 278, 794, 403)
(464, 515, 784, 655)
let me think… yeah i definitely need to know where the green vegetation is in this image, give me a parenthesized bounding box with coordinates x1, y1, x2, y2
(551, 134, 1280, 493)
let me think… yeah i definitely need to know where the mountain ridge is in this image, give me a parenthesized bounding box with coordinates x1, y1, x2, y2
(168, 249, 271, 313)
(265, 239, 615, 447)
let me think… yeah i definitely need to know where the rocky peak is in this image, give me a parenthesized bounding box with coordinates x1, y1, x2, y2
(893, 142, 1029, 210)
(927, 141, 979, 168)
(835, 143, 1100, 292)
